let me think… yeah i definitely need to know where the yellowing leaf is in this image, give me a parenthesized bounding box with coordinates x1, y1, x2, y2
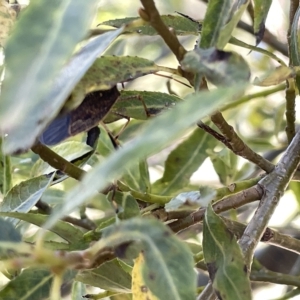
(132, 253, 159, 300)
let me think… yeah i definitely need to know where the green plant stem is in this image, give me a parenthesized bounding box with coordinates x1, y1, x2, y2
(210, 111, 274, 173)
(197, 283, 217, 300)
(31, 142, 86, 181)
(239, 130, 300, 271)
(221, 84, 286, 112)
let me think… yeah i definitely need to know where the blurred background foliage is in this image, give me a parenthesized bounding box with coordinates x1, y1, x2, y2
(0, 0, 299, 299)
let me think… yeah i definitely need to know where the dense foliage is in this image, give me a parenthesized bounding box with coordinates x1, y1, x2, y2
(0, 0, 298, 299)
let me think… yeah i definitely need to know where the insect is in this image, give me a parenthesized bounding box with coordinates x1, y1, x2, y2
(39, 86, 120, 146)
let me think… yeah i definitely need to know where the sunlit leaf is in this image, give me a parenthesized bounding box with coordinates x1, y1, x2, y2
(200, 0, 231, 48)
(203, 203, 251, 299)
(100, 15, 200, 36)
(0, 174, 55, 224)
(253, 66, 295, 86)
(217, 0, 250, 49)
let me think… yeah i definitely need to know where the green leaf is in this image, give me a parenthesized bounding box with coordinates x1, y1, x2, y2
(0, 268, 53, 300)
(200, 0, 231, 48)
(72, 56, 176, 97)
(98, 218, 196, 300)
(105, 90, 183, 123)
(0, 174, 55, 224)
(121, 160, 150, 193)
(153, 129, 216, 195)
(203, 204, 251, 300)
(0, 137, 12, 195)
(182, 48, 251, 87)
(43, 85, 247, 230)
(0, 217, 21, 242)
(208, 147, 238, 185)
(0, 212, 85, 249)
(290, 6, 300, 91)
(113, 191, 140, 219)
(0, 0, 100, 154)
(31, 141, 93, 176)
(217, 0, 250, 49)
(76, 259, 132, 293)
(253, 66, 295, 86)
(71, 281, 86, 300)
(101, 15, 200, 36)
(253, 0, 272, 44)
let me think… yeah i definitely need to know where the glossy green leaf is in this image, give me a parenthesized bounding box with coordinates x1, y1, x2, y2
(217, 0, 250, 49)
(105, 90, 183, 123)
(76, 259, 132, 293)
(203, 203, 251, 300)
(44, 85, 247, 229)
(31, 141, 93, 176)
(0, 137, 12, 195)
(100, 15, 200, 36)
(253, 66, 295, 86)
(253, 0, 272, 44)
(0, 0, 100, 154)
(182, 47, 251, 87)
(0, 174, 55, 224)
(0, 212, 85, 249)
(153, 129, 217, 195)
(98, 218, 196, 300)
(0, 268, 53, 300)
(200, 0, 231, 48)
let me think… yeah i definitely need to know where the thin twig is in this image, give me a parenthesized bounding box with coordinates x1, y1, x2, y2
(31, 142, 86, 181)
(168, 185, 263, 233)
(239, 130, 300, 271)
(209, 111, 274, 173)
(139, 0, 187, 62)
(36, 200, 95, 230)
